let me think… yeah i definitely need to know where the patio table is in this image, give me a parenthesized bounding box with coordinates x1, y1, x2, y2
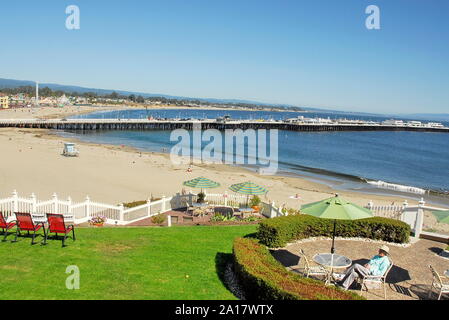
(192, 203, 209, 208)
(313, 253, 352, 285)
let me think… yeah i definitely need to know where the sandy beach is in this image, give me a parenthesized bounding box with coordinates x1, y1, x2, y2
(0, 126, 415, 209)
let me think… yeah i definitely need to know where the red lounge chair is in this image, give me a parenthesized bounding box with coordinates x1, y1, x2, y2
(44, 213, 75, 247)
(13, 212, 46, 245)
(0, 212, 16, 241)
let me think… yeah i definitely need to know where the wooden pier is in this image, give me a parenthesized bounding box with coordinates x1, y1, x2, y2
(0, 119, 448, 133)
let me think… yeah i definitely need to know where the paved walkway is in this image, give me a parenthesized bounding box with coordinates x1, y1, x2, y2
(272, 238, 449, 300)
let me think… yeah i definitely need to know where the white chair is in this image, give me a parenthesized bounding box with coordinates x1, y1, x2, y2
(358, 259, 394, 299)
(428, 265, 449, 300)
(296, 249, 329, 280)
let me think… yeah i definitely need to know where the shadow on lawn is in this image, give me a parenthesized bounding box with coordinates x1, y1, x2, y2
(8, 232, 46, 245)
(215, 252, 233, 289)
(215, 252, 246, 299)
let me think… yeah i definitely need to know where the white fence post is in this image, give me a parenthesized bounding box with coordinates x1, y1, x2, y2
(400, 200, 408, 221)
(119, 203, 125, 221)
(147, 198, 151, 217)
(224, 191, 228, 207)
(415, 198, 425, 238)
(31, 193, 37, 214)
(12, 190, 18, 213)
(67, 196, 73, 216)
(52, 193, 58, 213)
(167, 215, 172, 227)
(85, 195, 91, 219)
(271, 201, 276, 218)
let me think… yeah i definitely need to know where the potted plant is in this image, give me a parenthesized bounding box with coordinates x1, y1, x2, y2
(89, 216, 106, 227)
(249, 195, 261, 212)
(197, 192, 206, 204)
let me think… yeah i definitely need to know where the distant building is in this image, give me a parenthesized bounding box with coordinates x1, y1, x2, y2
(407, 121, 422, 127)
(426, 122, 444, 128)
(382, 119, 404, 126)
(57, 94, 71, 107)
(0, 94, 9, 109)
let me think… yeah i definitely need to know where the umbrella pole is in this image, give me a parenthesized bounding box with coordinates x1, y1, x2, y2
(331, 219, 336, 254)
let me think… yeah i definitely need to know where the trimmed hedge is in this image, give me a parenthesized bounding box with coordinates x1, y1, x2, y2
(257, 215, 411, 248)
(233, 237, 364, 300)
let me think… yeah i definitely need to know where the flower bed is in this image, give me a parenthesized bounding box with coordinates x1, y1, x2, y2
(232, 237, 363, 300)
(88, 216, 106, 227)
(257, 215, 411, 248)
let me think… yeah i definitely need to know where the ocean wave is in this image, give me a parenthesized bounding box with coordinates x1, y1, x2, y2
(366, 180, 427, 195)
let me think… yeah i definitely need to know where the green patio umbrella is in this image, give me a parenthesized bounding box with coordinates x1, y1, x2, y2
(431, 210, 449, 224)
(183, 177, 220, 191)
(300, 194, 373, 254)
(229, 181, 268, 206)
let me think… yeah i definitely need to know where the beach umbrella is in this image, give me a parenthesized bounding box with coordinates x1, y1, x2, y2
(431, 210, 449, 224)
(300, 194, 373, 254)
(183, 177, 220, 192)
(229, 181, 268, 206)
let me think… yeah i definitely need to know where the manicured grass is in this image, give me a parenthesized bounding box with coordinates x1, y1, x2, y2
(0, 225, 256, 299)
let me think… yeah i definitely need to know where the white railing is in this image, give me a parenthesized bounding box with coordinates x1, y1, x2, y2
(365, 200, 406, 220)
(0, 190, 281, 225)
(365, 199, 449, 239)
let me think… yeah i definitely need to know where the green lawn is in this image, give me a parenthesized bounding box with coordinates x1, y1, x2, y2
(0, 225, 256, 299)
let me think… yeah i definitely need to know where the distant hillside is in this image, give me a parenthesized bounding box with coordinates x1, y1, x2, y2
(0, 78, 294, 108)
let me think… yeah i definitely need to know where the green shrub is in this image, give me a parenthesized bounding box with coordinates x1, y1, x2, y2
(232, 237, 363, 300)
(150, 214, 166, 225)
(257, 215, 410, 248)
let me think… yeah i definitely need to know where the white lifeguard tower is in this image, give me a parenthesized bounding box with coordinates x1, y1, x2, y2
(62, 143, 79, 157)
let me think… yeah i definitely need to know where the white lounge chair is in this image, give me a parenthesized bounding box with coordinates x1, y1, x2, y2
(428, 265, 449, 300)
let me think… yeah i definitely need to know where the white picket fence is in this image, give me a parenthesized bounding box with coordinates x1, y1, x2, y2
(365, 200, 406, 220)
(0, 190, 281, 225)
(5, 190, 438, 237)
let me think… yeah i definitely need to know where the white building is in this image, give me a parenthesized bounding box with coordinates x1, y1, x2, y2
(407, 121, 422, 127)
(382, 119, 404, 126)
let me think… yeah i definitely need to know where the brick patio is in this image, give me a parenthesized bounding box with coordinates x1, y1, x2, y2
(272, 238, 449, 300)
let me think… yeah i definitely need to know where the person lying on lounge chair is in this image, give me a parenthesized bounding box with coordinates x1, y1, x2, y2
(339, 245, 390, 290)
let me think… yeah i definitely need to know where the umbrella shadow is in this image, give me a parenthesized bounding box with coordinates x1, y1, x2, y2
(270, 249, 300, 268)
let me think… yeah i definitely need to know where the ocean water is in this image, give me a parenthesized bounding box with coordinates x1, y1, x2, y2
(64, 109, 449, 194)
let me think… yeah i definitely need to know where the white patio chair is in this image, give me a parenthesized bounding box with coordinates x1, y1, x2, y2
(428, 265, 449, 300)
(296, 249, 329, 280)
(357, 259, 393, 299)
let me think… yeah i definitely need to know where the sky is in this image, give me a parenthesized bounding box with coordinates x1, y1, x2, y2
(0, 0, 448, 114)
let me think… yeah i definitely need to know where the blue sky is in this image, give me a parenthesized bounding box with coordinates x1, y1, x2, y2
(0, 0, 448, 113)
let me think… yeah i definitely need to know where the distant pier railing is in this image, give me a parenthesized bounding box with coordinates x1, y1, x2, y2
(0, 118, 448, 133)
